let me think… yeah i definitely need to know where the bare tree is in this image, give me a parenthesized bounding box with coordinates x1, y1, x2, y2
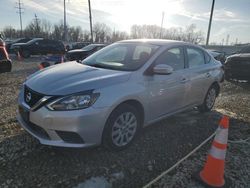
(2, 26, 19, 39)
(111, 30, 129, 42)
(68, 26, 83, 42)
(93, 23, 111, 43)
(130, 24, 204, 44)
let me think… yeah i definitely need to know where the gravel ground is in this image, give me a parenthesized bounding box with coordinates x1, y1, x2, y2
(0, 59, 249, 188)
(151, 80, 250, 188)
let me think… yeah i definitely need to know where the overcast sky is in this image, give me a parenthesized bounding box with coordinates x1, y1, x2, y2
(0, 0, 250, 44)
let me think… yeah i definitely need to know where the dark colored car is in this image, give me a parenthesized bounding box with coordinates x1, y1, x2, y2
(225, 45, 250, 81)
(66, 44, 106, 61)
(11, 38, 65, 58)
(0, 39, 12, 73)
(6, 38, 31, 53)
(65, 42, 90, 51)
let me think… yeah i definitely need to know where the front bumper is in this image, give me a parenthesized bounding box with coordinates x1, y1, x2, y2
(17, 93, 110, 148)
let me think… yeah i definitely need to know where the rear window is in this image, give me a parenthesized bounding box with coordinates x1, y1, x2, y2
(187, 47, 205, 68)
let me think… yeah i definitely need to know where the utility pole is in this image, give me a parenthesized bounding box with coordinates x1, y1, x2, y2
(15, 0, 24, 37)
(63, 0, 68, 42)
(226, 34, 230, 46)
(160, 12, 165, 39)
(88, 0, 93, 43)
(206, 0, 215, 46)
(34, 14, 40, 36)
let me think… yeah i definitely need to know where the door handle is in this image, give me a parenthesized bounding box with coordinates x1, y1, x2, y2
(206, 72, 211, 78)
(180, 77, 189, 83)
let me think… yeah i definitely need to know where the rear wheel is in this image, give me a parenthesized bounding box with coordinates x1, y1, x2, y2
(198, 85, 217, 113)
(103, 104, 141, 151)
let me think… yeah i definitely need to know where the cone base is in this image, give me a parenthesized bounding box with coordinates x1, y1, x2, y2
(193, 170, 230, 188)
(200, 171, 225, 187)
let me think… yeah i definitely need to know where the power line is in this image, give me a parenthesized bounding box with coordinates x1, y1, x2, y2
(15, 0, 24, 37)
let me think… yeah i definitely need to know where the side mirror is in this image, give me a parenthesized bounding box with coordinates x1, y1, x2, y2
(153, 64, 173, 75)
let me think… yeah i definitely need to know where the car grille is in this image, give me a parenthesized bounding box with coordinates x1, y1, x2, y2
(56, 130, 84, 144)
(24, 85, 44, 107)
(19, 105, 50, 140)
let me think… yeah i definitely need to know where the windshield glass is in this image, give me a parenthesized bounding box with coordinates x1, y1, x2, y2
(26, 38, 42, 45)
(82, 44, 97, 51)
(82, 42, 159, 71)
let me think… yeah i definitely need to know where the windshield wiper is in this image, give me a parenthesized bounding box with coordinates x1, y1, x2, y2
(87, 64, 109, 69)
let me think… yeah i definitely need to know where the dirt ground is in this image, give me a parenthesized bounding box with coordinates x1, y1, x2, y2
(0, 59, 249, 188)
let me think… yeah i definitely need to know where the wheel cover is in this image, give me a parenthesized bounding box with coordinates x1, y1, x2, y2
(206, 88, 216, 109)
(111, 112, 137, 147)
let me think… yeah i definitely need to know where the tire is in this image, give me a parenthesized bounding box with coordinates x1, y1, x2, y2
(102, 104, 141, 151)
(21, 50, 30, 58)
(198, 85, 218, 113)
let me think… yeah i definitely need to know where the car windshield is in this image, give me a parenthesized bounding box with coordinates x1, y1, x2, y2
(82, 44, 98, 51)
(82, 42, 159, 71)
(26, 38, 42, 45)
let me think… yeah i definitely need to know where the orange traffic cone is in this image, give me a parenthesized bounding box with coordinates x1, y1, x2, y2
(198, 116, 229, 187)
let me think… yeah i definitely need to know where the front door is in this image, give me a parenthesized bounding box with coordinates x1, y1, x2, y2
(146, 47, 189, 120)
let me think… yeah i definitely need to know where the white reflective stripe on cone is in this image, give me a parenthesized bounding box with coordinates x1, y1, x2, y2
(214, 127, 228, 144)
(209, 145, 226, 160)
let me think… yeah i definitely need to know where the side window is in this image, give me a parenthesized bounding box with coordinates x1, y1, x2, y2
(204, 51, 212, 64)
(154, 47, 185, 71)
(95, 46, 103, 51)
(187, 48, 205, 68)
(133, 46, 152, 60)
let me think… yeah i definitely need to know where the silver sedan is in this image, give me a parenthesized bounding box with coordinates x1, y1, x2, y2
(17, 39, 224, 150)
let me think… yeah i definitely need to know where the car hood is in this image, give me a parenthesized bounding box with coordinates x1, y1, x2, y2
(12, 42, 27, 47)
(227, 53, 250, 61)
(67, 49, 88, 53)
(25, 62, 132, 95)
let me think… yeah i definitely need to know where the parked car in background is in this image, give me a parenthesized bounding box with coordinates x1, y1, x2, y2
(11, 38, 65, 58)
(0, 39, 12, 73)
(65, 44, 106, 61)
(65, 42, 91, 51)
(207, 50, 226, 64)
(17, 39, 223, 150)
(6, 38, 31, 53)
(225, 45, 250, 81)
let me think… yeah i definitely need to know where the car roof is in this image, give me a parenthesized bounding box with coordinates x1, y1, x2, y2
(118, 39, 191, 46)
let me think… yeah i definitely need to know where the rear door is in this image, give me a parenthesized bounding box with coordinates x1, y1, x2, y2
(184, 46, 214, 105)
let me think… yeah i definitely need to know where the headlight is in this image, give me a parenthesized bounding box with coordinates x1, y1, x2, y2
(47, 92, 100, 111)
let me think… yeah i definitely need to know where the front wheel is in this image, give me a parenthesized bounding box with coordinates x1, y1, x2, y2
(102, 104, 141, 151)
(198, 86, 217, 113)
